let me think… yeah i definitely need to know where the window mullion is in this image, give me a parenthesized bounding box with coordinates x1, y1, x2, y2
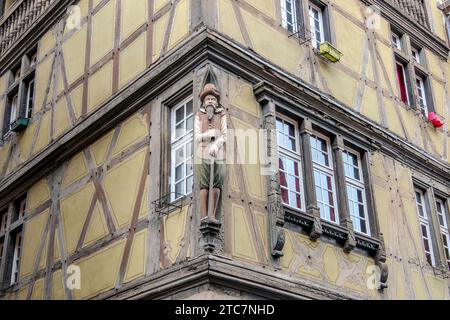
(299, 119, 322, 240)
(332, 136, 355, 252)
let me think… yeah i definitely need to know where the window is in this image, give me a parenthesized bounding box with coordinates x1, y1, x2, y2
(276, 115, 304, 210)
(12, 195, 26, 222)
(24, 78, 35, 119)
(0, 209, 7, 233)
(170, 98, 194, 202)
(396, 60, 410, 105)
(415, 75, 428, 114)
(415, 188, 435, 266)
(8, 93, 19, 131)
(10, 231, 22, 285)
(310, 132, 338, 224)
(281, 0, 298, 34)
(0, 194, 26, 289)
(2, 48, 36, 137)
(436, 198, 450, 269)
(343, 149, 369, 235)
(308, 2, 324, 49)
(391, 32, 402, 50)
(411, 47, 421, 64)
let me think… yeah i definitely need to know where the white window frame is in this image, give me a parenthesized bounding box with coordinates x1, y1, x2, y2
(25, 79, 35, 119)
(343, 148, 370, 236)
(396, 61, 410, 105)
(170, 97, 194, 202)
(308, 2, 324, 49)
(391, 33, 402, 50)
(415, 75, 428, 114)
(310, 131, 339, 224)
(411, 47, 421, 64)
(436, 198, 450, 269)
(415, 188, 436, 267)
(276, 114, 305, 211)
(281, 0, 298, 34)
(10, 231, 22, 285)
(9, 93, 18, 130)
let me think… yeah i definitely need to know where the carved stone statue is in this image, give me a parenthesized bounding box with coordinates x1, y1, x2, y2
(195, 83, 227, 223)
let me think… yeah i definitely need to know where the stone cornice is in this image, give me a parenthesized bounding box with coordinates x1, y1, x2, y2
(101, 255, 359, 300)
(361, 0, 449, 59)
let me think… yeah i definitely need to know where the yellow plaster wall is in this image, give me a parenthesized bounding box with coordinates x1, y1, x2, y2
(20, 209, 50, 278)
(120, 0, 147, 41)
(216, 0, 450, 165)
(0, 0, 192, 183)
(90, 0, 115, 66)
(61, 183, 96, 255)
(73, 239, 125, 299)
(11, 107, 153, 300)
(103, 147, 147, 229)
(162, 205, 190, 264)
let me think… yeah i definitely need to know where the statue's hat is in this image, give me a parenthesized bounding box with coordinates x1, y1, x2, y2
(200, 83, 220, 103)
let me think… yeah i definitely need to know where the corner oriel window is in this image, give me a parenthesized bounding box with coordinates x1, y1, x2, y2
(281, 0, 299, 34)
(276, 115, 304, 210)
(343, 149, 369, 235)
(170, 98, 194, 202)
(310, 132, 338, 224)
(414, 188, 435, 266)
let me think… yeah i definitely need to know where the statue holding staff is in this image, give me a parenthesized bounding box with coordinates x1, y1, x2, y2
(195, 83, 227, 223)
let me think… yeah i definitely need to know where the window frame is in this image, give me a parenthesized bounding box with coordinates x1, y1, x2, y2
(411, 47, 421, 64)
(308, 1, 325, 49)
(343, 147, 370, 236)
(435, 197, 450, 269)
(391, 32, 402, 50)
(310, 130, 339, 224)
(2, 47, 37, 138)
(276, 113, 305, 211)
(270, 102, 381, 255)
(415, 74, 428, 114)
(414, 187, 436, 267)
(0, 193, 27, 290)
(280, 0, 299, 34)
(395, 58, 411, 106)
(9, 230, 22, 286)
(170, 97, 194, 203)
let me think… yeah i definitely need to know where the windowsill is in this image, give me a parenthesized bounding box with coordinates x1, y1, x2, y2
(283, 205, 381, 255)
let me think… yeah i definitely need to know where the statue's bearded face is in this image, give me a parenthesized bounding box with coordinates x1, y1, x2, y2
(203, 94, 218, 120)
(203, 95, 218, 109)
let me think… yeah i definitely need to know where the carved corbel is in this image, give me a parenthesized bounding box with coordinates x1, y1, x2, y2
(375, 233, 388, 290)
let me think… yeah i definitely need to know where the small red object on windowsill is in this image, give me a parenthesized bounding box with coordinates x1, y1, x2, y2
(427, 112, 444, 128)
